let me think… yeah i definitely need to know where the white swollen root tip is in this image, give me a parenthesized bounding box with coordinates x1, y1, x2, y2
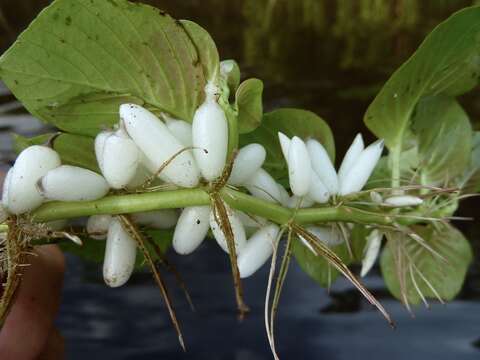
(276, 183, 290, 207)
(337, 133, 364, 184)
(228, 144, 266, 186)
(96, 128, 140, 189)
(384, 195, 423, 207)
(94, 131, 110, 172)
(87, 215, 113, 240)
(287, 136, 311, 197)
(173, 206, 211, 255)
(370, 191, 383, 204)
(245, 168, 283, 204)
(209, 204, 247, 254)
(192, 83, 228, 181)
(103, 218, 137, 288)
(238, 224, 280, 278)
(361, 230, 383, 277)
(308, 171, 330, 204)
(132, 210, 179, 229)
(306, 138, 338, 194)
(307, 226, 344, 247)
(3, 145, 61, 214)
(164, 116, 193, 148)
(39, 165, 109, 201)
(288, 195, 315, 209)
(120, 104, 200, 188)
(339, 139, 384, 196)
(237, 211, 268, 229)
(278, 132, 291, 160)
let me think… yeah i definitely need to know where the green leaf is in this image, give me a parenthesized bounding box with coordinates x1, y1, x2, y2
(60, 237, 105, 263)
(14, 133, 99, 172)
(240, 108, 335, 179)
(12, 133, 51, 154)
(461, 131, 480, 193)
(235, 78, 263, 134)
(365, 7, 480, 151)
(293, 238, 351, 287)
(180, 20, 220, 84)
(380, 224, 473, 305)
(221, 59, 241, 93)
(413, 96, 472, 184)
(0, 0, 206, 136)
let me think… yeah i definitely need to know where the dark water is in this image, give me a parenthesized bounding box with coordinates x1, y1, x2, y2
(1, 0, 480, 359)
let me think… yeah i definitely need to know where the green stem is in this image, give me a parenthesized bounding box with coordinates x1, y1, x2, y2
(26, 187, 418, 229)
(391, 146, 401, 189)
(31, 189, 211, 222)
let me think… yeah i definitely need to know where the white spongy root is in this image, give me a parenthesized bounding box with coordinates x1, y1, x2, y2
(165, 116, 193, 148)
(228, 144, 266, 186)
(238, 224, 280, 278)
(131, 210, 179, 229)
(87, 214, 113, 240)
(306, 226, 344, 247)
(209, 204, 247, 254)
(337, 133, 364, 184)
(288, 136, 311, 197)
(103, 218, 137, 288)
(361, 230, 383, 277)
(39, 165, 109, 201)
(173, 206, 210, 255)
(339, 139, 384, 196)
(96, 128, 140, 189)
(245, 168, 282, 204)
(307, 138, 338, 194)
(192, 90, 228, 181)
(120, 104, 200, 188)
(2, 145, 61, 214)
(384, 195, 423, 207)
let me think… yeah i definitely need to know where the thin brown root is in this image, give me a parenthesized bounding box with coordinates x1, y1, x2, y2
(269, 227, 293, 358)
(211, 150, 238, 192)
(337, 222, 353, 259)
(293, 224, 394, 328)
(119, 215, 186, 351)
(211, 195, 250, 318)
(264, 228, 284, 360)
(0, 217, 30, 325)
(144, 235, 195, 311)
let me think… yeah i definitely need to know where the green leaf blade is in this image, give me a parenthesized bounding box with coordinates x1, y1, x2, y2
(236, 78, 264, 134)
(365, 6, 480, 151)
(0, 0, 206, 135)
(380, 224, 473, 305)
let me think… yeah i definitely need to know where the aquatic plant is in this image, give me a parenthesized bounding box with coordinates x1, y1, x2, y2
(0, 0, 478, 358)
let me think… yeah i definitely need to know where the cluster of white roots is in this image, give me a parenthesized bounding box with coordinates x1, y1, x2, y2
(0, 81, 425, 289)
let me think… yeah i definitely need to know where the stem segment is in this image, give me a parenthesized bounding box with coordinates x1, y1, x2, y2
(27, 187, 430, 228)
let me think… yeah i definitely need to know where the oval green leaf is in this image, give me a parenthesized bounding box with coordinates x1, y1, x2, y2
(380, 224, 473, 305)
(179, 19, 220, 84)
(413, 96, 472, 184)
(0, 0, 206, 136)
(236, 78, 263, 134)
(365, 7, 480, 151)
